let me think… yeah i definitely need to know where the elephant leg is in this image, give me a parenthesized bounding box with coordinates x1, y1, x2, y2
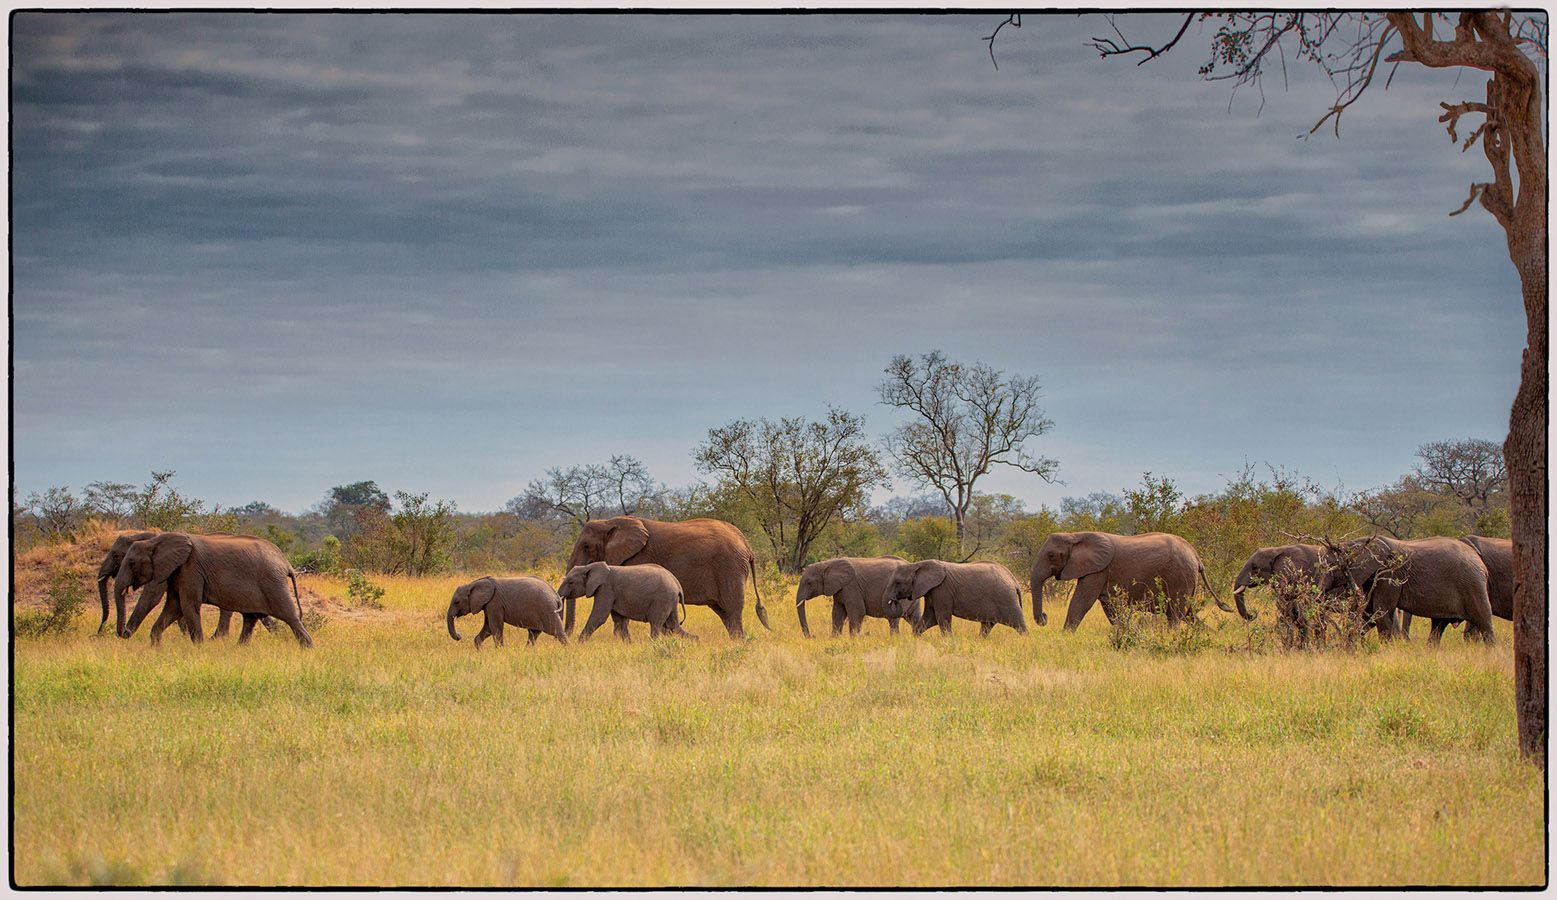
(610, 612, 633, 643)
(578, 599, 611, 642)
(489, 617, 505, 648)
(1428, 620, 1449, 646)
(148, 599, 183, 646)
(527, 629, 540, 645)
(649, 619, 663, 639)
(269, 607, 314, 648)
(237, 614, 261, 645)
(210, 608, 235, 641)
(830, 601, 846, 638)
(888, 617, 900, 634)
(1064, 575, 1107, 631)
(979, 621, 994, 638)
(1399, 611, 1413, 638)
(848, 610, 865, 637)
(178, 595, 204, 645)
(474, 620, 490, 649)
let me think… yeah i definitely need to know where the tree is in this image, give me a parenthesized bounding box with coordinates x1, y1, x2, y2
(1124, 472, 1184, 535)
(877, 351, 1058, 546)
(344, 490, 457, 576)
(1412, 438, 1508, 511)
(693, 407, 887, 573)
(132, 470, 205, 531)
(1005, 10, 1547, 763)
(25, 486, 85, 541)
(322, 480, 391, 539)
(510, 455, 663, 526)
(83, 481, 137, 526)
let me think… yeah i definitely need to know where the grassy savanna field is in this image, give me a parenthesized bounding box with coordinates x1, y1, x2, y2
(12, 568, 1543, 887)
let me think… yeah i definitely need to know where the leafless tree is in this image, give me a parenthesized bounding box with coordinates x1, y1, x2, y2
(510, 455, 664, 527)
(1352, 475, 1454, 539)
(1002, 9, 1548, 764)
(877, 351, 1057, 546)
(694, 407, 887, 573)
(25, 486, 85, 541)
(1413, 438, 1507, 511)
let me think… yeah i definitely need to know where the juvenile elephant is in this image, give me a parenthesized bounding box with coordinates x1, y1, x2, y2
(794, 556, 911, 637)
(1319, 536, 1494, 644)
(1232, 543, 1362, 644)
(1032, 531, 1234, 630)
(446, 576, 568, 648)
(97, 530, 274, 639)
(566, 516, 768, 639)
(116, 532, 314, 647)
(557, 561, 696, 642)
(882, 560, 1027, 637)
(1400, 535, 1514, 638)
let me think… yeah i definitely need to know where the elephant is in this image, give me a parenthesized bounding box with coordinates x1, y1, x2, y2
(1031, 531, 1235, 630)
(565, 516, 768, 639)
(446, 576, 567, 648)
(556, 561, 696, 642)
(1231, 543, 1372, 644)
(116, 532, 314, 648)
(794, 556, 913, 637)
(882, 560, 1027, 637)
(1400, 535, 1514, 638)
(97, 530, 275, 640)
(1318, 535, 1494, 644)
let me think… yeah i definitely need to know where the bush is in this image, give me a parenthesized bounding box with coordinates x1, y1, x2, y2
(290, 535, 342, 575)
(15, 568, 89, 639)
(344, 569, 386, 610)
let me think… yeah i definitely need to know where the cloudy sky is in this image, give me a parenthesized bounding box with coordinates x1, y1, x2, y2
(12, 12, 1524, 513)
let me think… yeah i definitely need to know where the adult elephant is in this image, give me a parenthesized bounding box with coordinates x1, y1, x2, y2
(564, 516, 769, 639)
(793, 556, 910, 637)
(116, 532, 314, 647)
(1401, 534, 1514, 638)
(1032, 531, 1235, 630)
(1319, 536, 1494, 644)
(97, 530, 273, 639)
(881, 559, 1027, 636)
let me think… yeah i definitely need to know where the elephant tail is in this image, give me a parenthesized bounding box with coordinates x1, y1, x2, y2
(749, 557, 772, 630)
(1200, 565, 1235, 615)
(288, 571, 305, 621)
(677, 590, 687, 627)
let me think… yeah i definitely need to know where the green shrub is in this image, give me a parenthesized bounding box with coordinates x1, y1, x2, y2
(16, 568, 88, 639)
(345, 569, 385, 610)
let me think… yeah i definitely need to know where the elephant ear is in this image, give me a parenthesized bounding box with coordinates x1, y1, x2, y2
(911, 560, 949, 598)
(584, 562, 611, 596)
(468, 577, 497, 611)
(604, 518, 650, 565)
(1060, 533, 1114, 580)
(821, 559, 856, 596)
(149, 533, 194, 585)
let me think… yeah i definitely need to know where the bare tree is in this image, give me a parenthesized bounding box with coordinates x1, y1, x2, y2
(877, 351, 1057, 546)
(694, 407, 887, 573)
(1413, 438, 1508, 511)
(83, 480, 137, 527)
(510, 455, 664, 527)
(1352, 475, 1454, 539)
(1003, 10, 1548, 763)
(25, 486, 85, 541)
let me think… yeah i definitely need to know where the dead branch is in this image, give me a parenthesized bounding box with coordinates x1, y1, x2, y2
(1088, 13, 1196, 65)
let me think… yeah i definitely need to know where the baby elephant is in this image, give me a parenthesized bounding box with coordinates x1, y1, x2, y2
(446, 576, 568, 649)
(557, 561, 697, 642)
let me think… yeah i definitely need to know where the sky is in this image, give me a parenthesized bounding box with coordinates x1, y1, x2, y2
(11, 12, 1527, 514)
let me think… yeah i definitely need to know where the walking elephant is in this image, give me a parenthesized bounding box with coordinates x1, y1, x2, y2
(1400, 535, 1513, 638)
(565, 516, 768, 639)
(557, 561, 696, 642)
(446, 576, 567, 648)
(794, 556, 911, 637)
(1231, 543, 1366, 644)
(97, 530, 274, 639)
(1032, 531, 1234, 630)
(882, 560, 1027, 637)
(115, 532, 314, 647)
(1318, 536, 1495, 644)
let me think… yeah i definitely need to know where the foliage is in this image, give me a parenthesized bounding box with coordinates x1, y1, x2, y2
(344, 569, 386, 610)
(510, 455, 665, 526)
(290, 535, 342, 576)
(343, 492, 458, 576)
(132, 471, 206, 532)
(15, 568, 88, 639)
(893, 515, 960, 562)
(693, 407, 886, 572)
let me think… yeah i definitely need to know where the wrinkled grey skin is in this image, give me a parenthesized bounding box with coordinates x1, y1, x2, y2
(1400, 535, 1515, 638)
(1318, 536, 1495, 644)
(117, 533, 313, 648)
(446, 576, 568, 648)
(794, 556, 911, 637)
(1031, 531, 1234, 630)
(97, 531, 274, 639)
(882, 560, 1027, 637)
(557, 561, 696, 642)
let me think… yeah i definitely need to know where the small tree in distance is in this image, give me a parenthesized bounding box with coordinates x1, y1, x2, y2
(877, 350, 1058, 548)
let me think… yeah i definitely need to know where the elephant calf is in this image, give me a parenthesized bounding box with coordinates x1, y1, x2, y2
(446, 576, 568, 649)
(883, 560, 1027, 637)
(557, 561, 697, 642)
(794, 556, 911, 637)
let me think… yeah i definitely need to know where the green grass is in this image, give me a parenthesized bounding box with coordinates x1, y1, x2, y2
(11, 578, 1543, 887)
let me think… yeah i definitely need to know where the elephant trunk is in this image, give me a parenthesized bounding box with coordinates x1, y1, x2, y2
(1231, 563, 1256, 621)
(114, 573, 139, 639)
(1031, 572, 1051, 627)
(794, 586, 814, 638)
(563, 595, 577, 636)
(446, 600, 462, 640)
(96, 575, 111, 635)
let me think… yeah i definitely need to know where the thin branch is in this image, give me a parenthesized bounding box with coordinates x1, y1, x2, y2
(1089, 13, 1195, 65)
(983, 14, 1020, 71)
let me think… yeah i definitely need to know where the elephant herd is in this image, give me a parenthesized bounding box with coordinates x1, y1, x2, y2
(93, 514, 1515, 650)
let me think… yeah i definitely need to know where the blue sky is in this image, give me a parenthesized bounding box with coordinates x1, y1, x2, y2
(11, 13, 1524, 513)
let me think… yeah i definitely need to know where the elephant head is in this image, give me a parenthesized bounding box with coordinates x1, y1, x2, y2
(97, 531, 156, 636)
(883, 560, 947, 629)
(557, 563, 611, 634)
(447, 577, 499, 641)
(793, 559, 856, 638)
(564, 518, 650, 630)
(1030, 532, 1115, 628)
(116, 533, 193, 638)
(1230, 548, 1293, 620)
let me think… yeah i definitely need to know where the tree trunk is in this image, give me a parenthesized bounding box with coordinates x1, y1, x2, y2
(1508, 246, 1547, 765)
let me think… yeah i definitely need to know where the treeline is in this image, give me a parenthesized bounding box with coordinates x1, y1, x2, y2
(15, 438, 1509, 590)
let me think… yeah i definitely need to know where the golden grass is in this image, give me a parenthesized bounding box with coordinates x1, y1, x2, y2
(11, 576, 1544, 887)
